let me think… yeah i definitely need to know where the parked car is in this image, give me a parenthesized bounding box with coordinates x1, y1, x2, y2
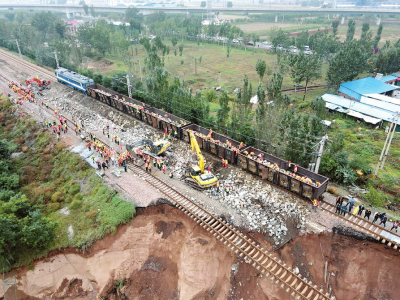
(304, 45, 313, 55)
(289, 45, 299, 53)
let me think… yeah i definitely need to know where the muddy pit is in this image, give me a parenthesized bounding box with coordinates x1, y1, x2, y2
(2, 204, 400, 300)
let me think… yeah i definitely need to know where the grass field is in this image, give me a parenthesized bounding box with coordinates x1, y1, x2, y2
(90, 40, 328, 97)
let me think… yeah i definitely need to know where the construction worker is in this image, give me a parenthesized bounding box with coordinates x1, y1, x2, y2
(148, 163, 151, 173)
(169, 170, 173, 178)
(221, 157, 225, 168)
(312, 199, 319, 212)
(121, 124, 124, 132)
(145, 162, 148, 172)
(174, 130, 177, 138)
(153, 158, 156, 167)
(216, 181, 220, 193)
(225, 159, 228, 168)
(226, 185, 230, 196)
(93, 134, 96, 142)
(45, 102, 49, 109)
(162, 164, 166, 174)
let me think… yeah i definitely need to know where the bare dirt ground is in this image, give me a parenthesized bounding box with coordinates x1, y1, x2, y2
(3, 205, 400, 300)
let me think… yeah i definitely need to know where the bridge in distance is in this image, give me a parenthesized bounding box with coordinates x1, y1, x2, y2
(1, 4, 400, 16)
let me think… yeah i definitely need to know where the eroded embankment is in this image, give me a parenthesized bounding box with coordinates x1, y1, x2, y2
(2, 204, 400, 300)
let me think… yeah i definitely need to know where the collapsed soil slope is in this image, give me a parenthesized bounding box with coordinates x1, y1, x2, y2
(2, 205, 400, 300)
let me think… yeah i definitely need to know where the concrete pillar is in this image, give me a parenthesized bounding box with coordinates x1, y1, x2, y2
(275, 13, 278, 23)
(376, 16, 381, 25)
(341, 16, 345, 24)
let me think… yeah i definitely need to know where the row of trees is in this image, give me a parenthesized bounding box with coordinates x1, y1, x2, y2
(0, 138, 56, 266)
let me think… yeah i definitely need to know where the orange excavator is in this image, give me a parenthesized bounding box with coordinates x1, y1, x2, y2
(25, 77, 51, 89)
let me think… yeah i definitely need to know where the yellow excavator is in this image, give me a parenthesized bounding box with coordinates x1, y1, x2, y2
(184, 130, 218, 189)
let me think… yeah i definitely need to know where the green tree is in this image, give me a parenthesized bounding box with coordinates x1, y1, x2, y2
(178, 44, 184, 56)
(201, 1, 206, 7)
(55, 22, 66, 39)
(332, 19, 340, 36)
(0, 194, 57, 263)
(216, 90, 231, 132)
(171, 36, 178, 47)
(269, 28, 290, 50)
(89, 5, 96, 17)
(227, 1, 233, 7)
(346, 19, 356, 42)
(373, 23, 383, 48)
(4, 13, 14, 22)
(31, 11, 57, 41)
(15, 11, 24, 24)
(126, 7, 143, 22)
(327, 39, 370, 88)
(255, 59, 267, 84)
(375, 45, 400, 74)
(286, 51, 322, 99)
(91, 20, 111, 55)
(82, 3, 89, 15)
(361, 22, 370, 40)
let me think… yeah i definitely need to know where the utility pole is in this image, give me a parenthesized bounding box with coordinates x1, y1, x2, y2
(378, 113, 399, 172)
(138, 59, 142, 82)
(195, 58, 197, 75)
(375, 115, 397, 175)
(53, 52, 60, 68)
(315, 135, 328, 174)
(126, 74, 132, 98)
(15, 39, 22, 59)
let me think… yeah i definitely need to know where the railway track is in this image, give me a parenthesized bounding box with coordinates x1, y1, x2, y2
(0, 48, 56, 81)
(1, 46, 399, 298)
(124, 161, 333, 300)
(4, 47, 397, 250)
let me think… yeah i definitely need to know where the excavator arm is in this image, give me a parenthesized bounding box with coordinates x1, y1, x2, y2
(189, 131, 204, 173)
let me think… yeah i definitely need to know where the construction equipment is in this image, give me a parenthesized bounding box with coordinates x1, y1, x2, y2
(184, 130, 218, 189)
(126, 139, 171, 158)
(25, 77, 51, 90)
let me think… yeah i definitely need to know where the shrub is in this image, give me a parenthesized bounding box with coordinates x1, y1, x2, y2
(68, 184, 81, 196)
(327, 186, 339, 196)
(70, 199, 83, 210)
(86, 210, 97, 219)
(74, 193, 83, 201)
(21, 146, 28, 153)
(51, 191, 64, 203)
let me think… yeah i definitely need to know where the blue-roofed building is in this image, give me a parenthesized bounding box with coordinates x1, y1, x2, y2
(339, 77, 398, 101)
(377, 75, 398, 84)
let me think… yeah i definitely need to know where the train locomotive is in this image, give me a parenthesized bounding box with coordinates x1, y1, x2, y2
(61, 68, 329, 201)
(55, 68, 94, 94)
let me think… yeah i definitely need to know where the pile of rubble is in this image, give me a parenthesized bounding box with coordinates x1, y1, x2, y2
(202, 169, 308, 245)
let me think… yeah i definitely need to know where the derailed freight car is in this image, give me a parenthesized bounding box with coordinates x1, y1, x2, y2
(86, 84, 148, 120)
(142, 107, 190, 139)
(181, 124, 244, 165)
(240, 146, 328, 200)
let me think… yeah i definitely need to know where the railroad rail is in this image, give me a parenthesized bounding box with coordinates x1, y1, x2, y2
(123, 160, 333, 300)
(3, 47, 399, 251)
(3, 47, 400, 297)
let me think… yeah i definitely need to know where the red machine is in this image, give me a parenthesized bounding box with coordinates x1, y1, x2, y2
(25, 77, 51, 89)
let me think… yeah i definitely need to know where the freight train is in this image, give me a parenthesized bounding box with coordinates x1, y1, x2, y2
(61, 69, 329, 201)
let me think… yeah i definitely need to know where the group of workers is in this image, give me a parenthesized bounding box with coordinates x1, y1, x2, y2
(334, 196, 399, 232)
(7, 81, 43, 105)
